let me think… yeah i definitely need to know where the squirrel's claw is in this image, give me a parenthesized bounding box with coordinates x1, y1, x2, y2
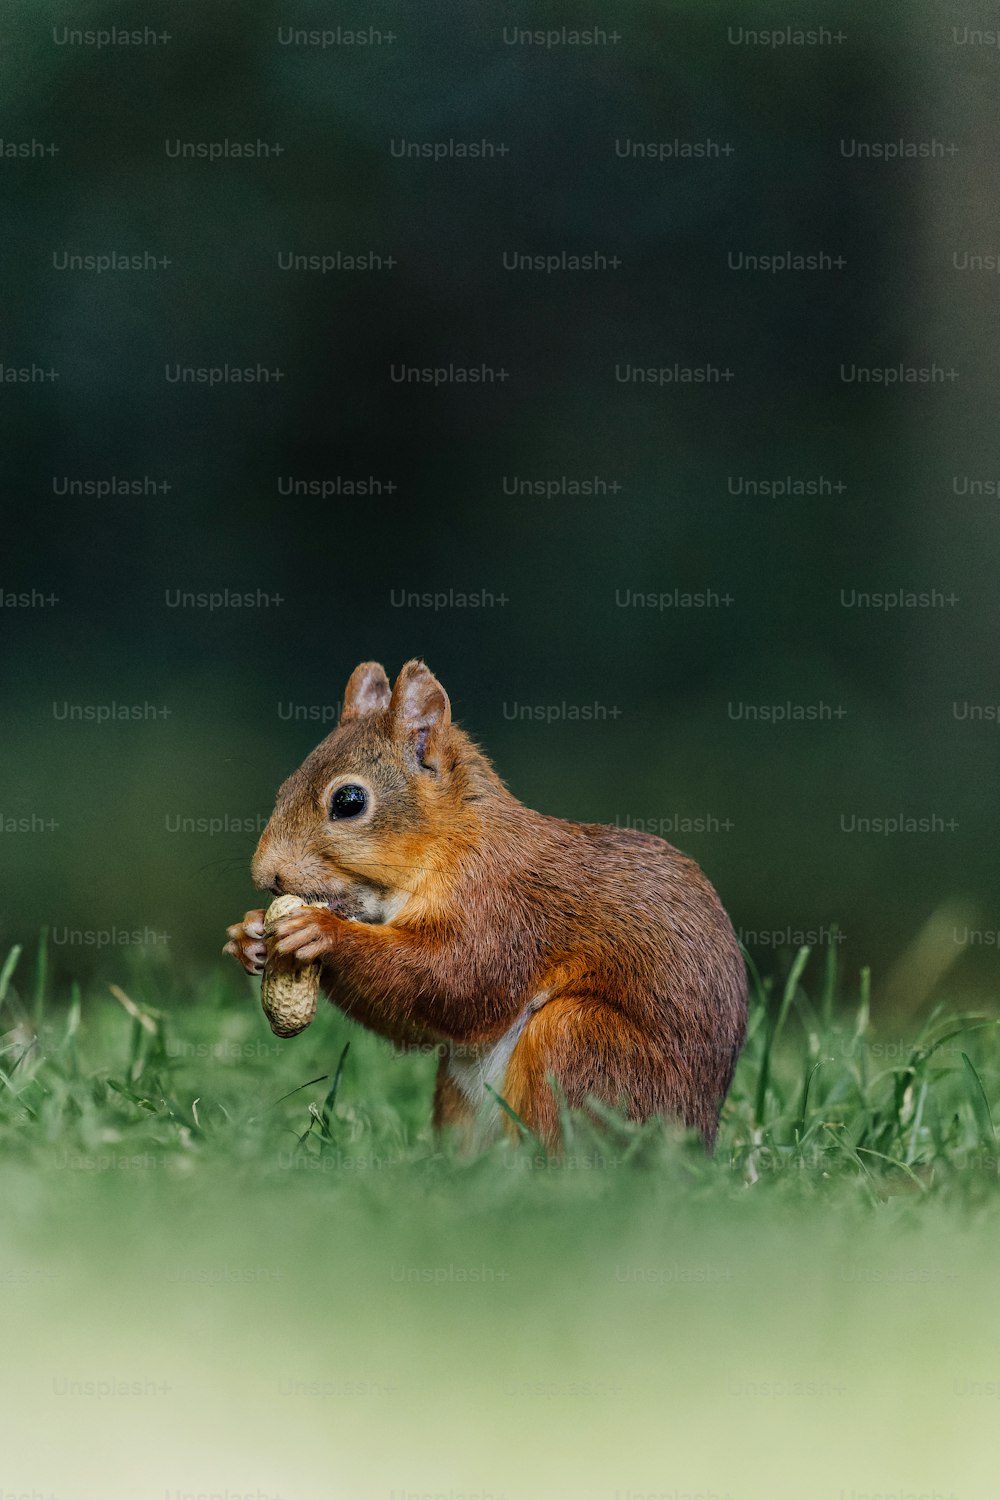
(223, 910, 268, 974)
(271, 908, 339, 961)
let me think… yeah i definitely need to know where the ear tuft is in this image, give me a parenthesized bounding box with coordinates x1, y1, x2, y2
(340, 661, 391, 723)
(389, 660, 451, 769)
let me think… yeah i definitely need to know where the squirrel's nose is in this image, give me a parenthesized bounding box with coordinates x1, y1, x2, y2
(250, 837, 279, 894)
(251, 831, 305, 896)
(253, 865, 284, 896)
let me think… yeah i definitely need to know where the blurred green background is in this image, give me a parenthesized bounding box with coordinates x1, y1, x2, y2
(3, 0, 998, 1004)
(5, 9, 1000, 1500)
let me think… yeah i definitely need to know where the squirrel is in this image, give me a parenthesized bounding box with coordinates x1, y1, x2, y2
(224, 659, 747, 1151)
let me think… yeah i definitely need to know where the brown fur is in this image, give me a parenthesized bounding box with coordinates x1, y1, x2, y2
(230, 659, 747, 1151)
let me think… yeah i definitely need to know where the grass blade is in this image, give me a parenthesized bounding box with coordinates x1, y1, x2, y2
(33, 928, 48, 1025)
(320, 1042, 351, 1139)
(754, 945, 811, 1127)
(485, 1084, 539, 1146)
(961, 1052, 995, 1145)
(0, 945, 22, 1010)
(267, 1075, 328, 1109)
(820, 927, 838, 1027)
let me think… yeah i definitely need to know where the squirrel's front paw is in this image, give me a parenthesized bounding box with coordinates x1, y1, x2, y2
(223, 909, 267, 974)
(271, 905, 342, 963)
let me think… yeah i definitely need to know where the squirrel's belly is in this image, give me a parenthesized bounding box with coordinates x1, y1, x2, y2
(446, 996, 546, 1109)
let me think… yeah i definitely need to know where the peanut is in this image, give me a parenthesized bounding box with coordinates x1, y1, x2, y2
(261, 895, 327, 1037)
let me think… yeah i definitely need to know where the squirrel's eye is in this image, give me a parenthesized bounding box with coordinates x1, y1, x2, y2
(330, 784, 368, 820)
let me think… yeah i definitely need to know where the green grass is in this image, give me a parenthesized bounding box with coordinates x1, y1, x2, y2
(3, 937, 1000, 1499)
(2, 933, 999, 1204)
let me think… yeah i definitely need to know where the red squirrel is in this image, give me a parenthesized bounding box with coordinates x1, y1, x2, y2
(224, 660, 747, 1150)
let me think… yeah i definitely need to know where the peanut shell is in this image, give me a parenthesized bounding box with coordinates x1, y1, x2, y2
(261, 895, 327, 1038)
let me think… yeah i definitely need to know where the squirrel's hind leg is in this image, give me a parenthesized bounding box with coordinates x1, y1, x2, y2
(431, 1050, 479, 1153)
(500, 997, 718, 1153)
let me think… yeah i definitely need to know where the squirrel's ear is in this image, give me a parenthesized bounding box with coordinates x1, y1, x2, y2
(340, 662, 391, 723)
(390, 659, 451, 770)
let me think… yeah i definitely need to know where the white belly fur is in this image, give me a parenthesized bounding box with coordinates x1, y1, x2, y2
(446, 996, 546, 1112)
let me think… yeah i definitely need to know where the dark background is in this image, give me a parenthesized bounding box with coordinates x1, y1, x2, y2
(3, 0, 998, 1006)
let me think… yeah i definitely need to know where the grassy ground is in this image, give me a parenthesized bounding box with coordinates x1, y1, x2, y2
(2, 936, 999, 1500)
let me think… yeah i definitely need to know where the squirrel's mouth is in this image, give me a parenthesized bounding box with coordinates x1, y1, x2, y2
(294, 888, 375, 924)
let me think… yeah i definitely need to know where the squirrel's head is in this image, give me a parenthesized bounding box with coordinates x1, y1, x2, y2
(251, 659, 471, 922)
